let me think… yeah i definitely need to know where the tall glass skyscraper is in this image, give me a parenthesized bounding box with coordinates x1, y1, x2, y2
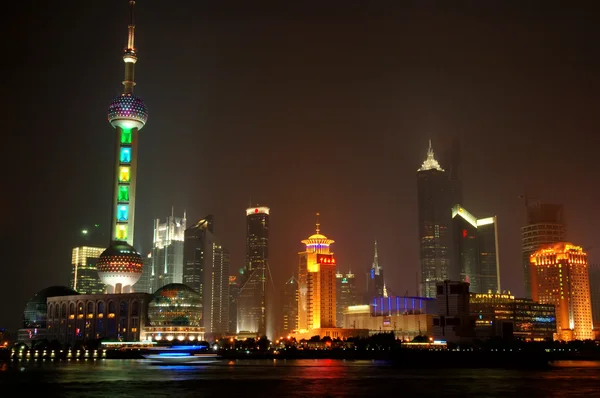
(150, 212, 186, 292)
(451, 205, 501, 294)
(237, 206, 270, 335)
(417, 141, 453, 298)
(70, 246, 106, 294)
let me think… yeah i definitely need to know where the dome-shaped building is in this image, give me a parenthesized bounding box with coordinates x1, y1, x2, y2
(97, 242, 143, 294)
(23, 286, 79, 329)
(108, 93, 148, 130)
(144, 283, 204, 342)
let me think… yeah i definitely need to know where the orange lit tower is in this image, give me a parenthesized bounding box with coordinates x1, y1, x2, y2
(297, 214, 337, 332)
(530, 243, 593, 341)
(97, 0, 146, 294)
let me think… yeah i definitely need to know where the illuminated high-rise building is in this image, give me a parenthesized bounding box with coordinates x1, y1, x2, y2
(417, 140, 453, 298)
(183, 215, 214, 295)
(366, 240, 384, 300)
(150, 212, 186, 292)
(70, 246, 106, 294)
(530, 243, 593, 341)
(97, 0, 147, 293)
(589, 264, 600, 330)
(228, 275, 240, 334)
(336, 270, 356, 327)
(282, 276, 299, 336)
(451, 205, 501, 294)
(522, 201, 566, 298)
(133, 251, 152, 293)
(297, 215, 337, 331)
(238, 206, 270, 335)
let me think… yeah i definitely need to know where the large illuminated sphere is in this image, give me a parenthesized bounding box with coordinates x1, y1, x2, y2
(23, 286, 78, 329)
(108, 93, 148, 130)
(148, 283, 202, 327)
(97, 242, 143, 290)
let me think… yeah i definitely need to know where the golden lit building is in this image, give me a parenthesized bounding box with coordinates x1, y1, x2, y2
(530, 243, 593, 341)
(297, 215, 337, 332)
(70, 246, 106, 294)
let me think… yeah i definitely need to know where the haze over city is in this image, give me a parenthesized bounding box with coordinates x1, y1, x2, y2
(3, 1, 599, 332)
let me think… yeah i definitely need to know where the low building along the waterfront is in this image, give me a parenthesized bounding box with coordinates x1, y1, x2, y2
(470, 292, 556, 341)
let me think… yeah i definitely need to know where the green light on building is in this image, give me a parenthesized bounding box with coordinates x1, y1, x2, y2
(121, 128, 132, 144)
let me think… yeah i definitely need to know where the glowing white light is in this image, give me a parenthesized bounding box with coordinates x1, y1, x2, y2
(246, 206, 270, 216)
(476, 217, 495, 226)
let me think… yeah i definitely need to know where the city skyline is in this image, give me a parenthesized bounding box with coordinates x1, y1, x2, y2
(3, 1, 600, 330)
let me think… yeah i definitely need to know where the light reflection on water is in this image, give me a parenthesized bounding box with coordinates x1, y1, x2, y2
(1, 359, 600, 397)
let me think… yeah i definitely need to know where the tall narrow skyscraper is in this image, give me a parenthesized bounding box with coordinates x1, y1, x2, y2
(238, 206, 270, 335)
(150, 212, 186, 292)
(366, 240, 384, 300)
(282, 276, 299, 336)
(208, 243, 230, 335)
(96, 0, 146, 294)
(336, 269, 356, 327)
(182, 215, 214, 295)
(522, 201, 567, 298)
(530, 243, 593, 341)
(451, 205, 501, 294)
(417, 140, 453, 298)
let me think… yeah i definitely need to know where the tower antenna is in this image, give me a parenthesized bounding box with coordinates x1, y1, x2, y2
(315, 212, 320, 234)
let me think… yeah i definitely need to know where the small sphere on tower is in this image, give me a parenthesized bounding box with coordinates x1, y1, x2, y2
(97, 242, 143, 293)
(108, 93, 148, 130)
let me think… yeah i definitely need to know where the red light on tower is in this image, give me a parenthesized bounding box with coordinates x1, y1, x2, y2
(462, 229, 468, 238)
(255, 208, 259, 214)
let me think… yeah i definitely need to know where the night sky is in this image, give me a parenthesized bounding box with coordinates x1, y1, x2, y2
(2, 1, 599, 331)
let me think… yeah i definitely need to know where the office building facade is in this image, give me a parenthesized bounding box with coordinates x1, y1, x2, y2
(451, 205, 501, 294)
(282, 276, 299, 336)
(237, 206, 270, 335)
(417, 141, 454, 298)
(70, 246, 106, 295)
(336, 270, 357, 327)
(150, 212, 186, 292)
(522, 201, 567, 298)
(530, 243, 593, 341)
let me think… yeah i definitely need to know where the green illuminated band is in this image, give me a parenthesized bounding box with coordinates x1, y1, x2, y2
(121, 129, 132, 144)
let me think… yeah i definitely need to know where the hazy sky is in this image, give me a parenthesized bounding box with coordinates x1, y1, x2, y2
(2, 1, 599, 330)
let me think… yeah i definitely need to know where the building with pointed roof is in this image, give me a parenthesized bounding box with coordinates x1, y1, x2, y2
(417, 140, 454, 298)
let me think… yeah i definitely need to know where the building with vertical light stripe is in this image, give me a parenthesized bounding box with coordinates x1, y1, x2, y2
(530, 243, 593, 341)
(70, 246, 106, 294)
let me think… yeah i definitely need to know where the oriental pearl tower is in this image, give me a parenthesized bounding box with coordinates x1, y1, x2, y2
(97, 0, 147, 294)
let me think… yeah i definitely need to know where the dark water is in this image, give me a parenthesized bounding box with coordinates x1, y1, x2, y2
(1, 359, 600, 397)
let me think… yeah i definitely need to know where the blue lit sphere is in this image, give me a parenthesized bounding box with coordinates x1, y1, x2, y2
(108, 93, 148, 130)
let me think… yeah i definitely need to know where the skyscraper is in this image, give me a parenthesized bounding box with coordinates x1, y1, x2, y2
(238, 206, 270, 335)
(417, 140, 453, 298)
(530, 243, 593, 341)
(228, 275, 239, 334)
(96, 0, 147, 294)
(133, 251, 152, 293)
(451, 205, 501, 294)
(150, 212, 186, 292)
(336, 270, 356, 327)
(589, 264, 600, 330)
(70, 246, 105, 294)
(182, 215, 214, 295)
(366, 240, 384, 300)
(282, 276, 299, 336)
(522, 201, 567, 298)
(297, 216, 337, 331)
(208, 243, 230, 335)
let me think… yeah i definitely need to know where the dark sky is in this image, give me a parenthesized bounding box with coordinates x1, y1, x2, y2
(2, 1, 599, 331)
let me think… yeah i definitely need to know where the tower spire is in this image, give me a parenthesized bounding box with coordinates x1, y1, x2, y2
(122, 0, 138, 94)
(417, 139, 444, 172)
(315, 212, 320, 234)
(372, 240, 381, 276)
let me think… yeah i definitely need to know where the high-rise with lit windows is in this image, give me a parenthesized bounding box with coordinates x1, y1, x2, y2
(336, 270, 356, 327)
(530, 243, 593, 341)
(150, 212, 186, 292)
(417, 140, 453, 297)
(282, 276, 299, 336)
(297, 215, 337, 331)
(451, 205, 501, 294)
(238, 206, 270, 335)
(522, 201, 567, 298)
(70, 246, 106, 294)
